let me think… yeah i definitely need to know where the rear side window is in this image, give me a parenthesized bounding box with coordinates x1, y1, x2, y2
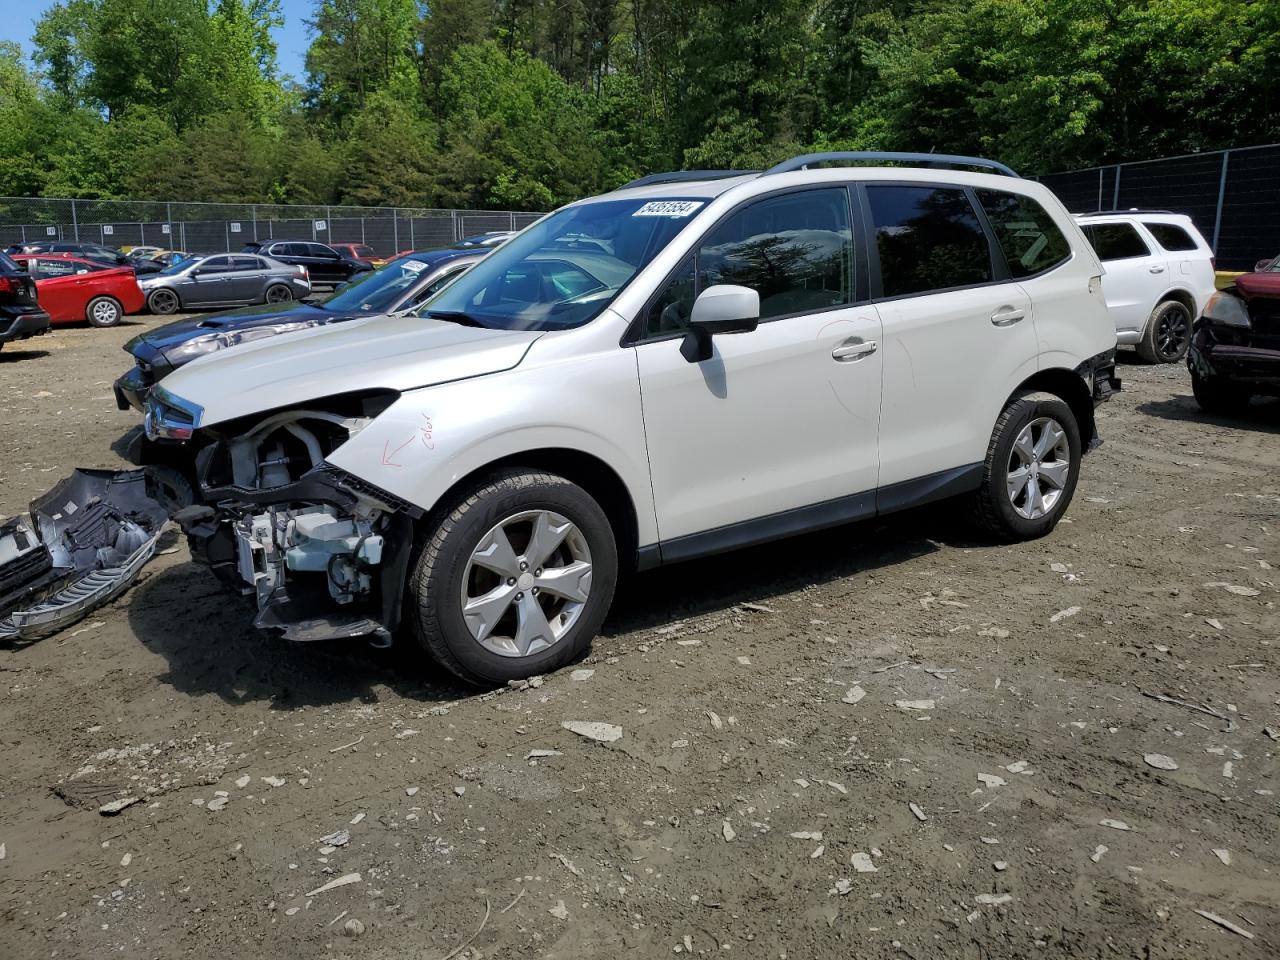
(33, 258, 82, 277)
(1082, 223, 1149, 261)
(1143, 222, 1199, 252)
(698, 187, 854, 320)
(310, 243, 338, 257)
(977, 190, 1072, 278)
(867, 185, 992, 297)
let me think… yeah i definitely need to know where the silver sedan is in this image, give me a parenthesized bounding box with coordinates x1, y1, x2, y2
(138, 253, 312, 315)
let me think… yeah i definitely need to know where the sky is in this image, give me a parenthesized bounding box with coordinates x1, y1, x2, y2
(0, 0, 314, 80)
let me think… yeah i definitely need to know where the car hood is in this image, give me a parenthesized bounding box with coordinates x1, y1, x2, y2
(158, 313, 544, 427)
(129, 303, 352, 360)
(1235, 272, 1280, 300)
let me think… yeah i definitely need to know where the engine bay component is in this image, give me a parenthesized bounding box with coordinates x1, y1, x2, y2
(0, 470, 168, 642)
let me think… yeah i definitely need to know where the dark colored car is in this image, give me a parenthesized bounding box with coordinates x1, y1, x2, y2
(241, 240, 372, 288)
(1187, 258, 1280, 413)
(5, 241, 129, 266)
(137, 253, 312, 315)
(0, 251, 51, 351)
(114, 248, 483, 411)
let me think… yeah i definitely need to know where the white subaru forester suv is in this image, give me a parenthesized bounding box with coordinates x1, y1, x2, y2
(140, 152, 1119, 686)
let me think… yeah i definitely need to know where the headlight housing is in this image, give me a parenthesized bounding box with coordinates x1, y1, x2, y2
(1202, 291, 1251, 329)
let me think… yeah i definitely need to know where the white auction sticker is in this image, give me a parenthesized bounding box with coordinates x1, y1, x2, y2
(400, 259, 427, 274)
(632, 200, 704, 218)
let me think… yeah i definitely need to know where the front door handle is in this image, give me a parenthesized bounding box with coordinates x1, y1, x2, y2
(991, 307, 1026, 327)
(832, 338, 878, 361)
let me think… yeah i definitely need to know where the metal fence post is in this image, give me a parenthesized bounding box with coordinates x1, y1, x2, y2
(1211, 150, 1230, 255)
(1111, 165, 1122, 210)
(1097, 168, 1104, 211)
(393, 209, 399, 253)
(252, 204, 258, 242)
(409, 214, 415, 250)
(71, 199, 79, 241)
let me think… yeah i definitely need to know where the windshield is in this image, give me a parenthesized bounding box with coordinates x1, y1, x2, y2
(160, 255, 202, 276)
(422, 197, 708, 330)
(324, 257, 440, 313)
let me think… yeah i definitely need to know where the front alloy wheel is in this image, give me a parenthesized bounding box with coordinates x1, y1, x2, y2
(408, 469, 618, 686)
(461, 510, 593, 658)
(1139, 301, 1191, 363)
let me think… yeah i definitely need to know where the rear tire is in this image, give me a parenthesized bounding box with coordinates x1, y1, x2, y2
(1191, 368, 1251, 415)
(148, 288, 180, 315)
(264, 284, 293, 304)
(972, 391, 1082, 542)
(1137, 300, 1192, 363)
(86, 296, 123, 328)
(408, 469, 618, 687)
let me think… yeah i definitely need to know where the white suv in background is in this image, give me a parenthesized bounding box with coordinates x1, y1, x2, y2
(139, 152, 1119, 686)
(1075, 211, 1216, 363)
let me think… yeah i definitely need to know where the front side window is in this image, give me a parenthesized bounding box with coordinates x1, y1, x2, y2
(423, 197, 708, 331)
(698, 188, 853, 320)
(867, 185, 993, 298)
(232, 256, 263, 271)
(1082, 223, 1149, 261)
(977, 189, 1072, 278)
(327, 257, 452, 313)
(199, 256, 233, 272)
(1143, 222, 1199, 252)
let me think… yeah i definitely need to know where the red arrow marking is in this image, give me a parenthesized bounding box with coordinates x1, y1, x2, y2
(381, 436, 414, 468)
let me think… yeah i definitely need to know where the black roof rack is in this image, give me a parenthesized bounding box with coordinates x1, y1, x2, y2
(616, 170, 759, 190)
(764, 151, 1020, 178)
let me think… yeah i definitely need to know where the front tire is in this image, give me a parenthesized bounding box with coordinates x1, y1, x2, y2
(86, 296, 123, 328)
(972, 391, 1082, 542)
(1137, 300, 1192, 363)
(408, 469, 618, 687)
(148, 288, 180, 315)
(1191, 368, 1251, 415)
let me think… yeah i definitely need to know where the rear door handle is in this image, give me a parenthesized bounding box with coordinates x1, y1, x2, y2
(990, 308, 1025, 327)
(1149, 265, 1166, 274)
(832, 338, 878, 361)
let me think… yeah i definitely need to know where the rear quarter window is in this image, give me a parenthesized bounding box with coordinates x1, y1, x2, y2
(1082, 223, 1150, 261)
(976, 190, 1072, 278)
(1143, 222, 1200, 252)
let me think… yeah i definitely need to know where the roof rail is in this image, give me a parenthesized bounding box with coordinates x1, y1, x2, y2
(616, 170, 759, 190)
(1073, 208, 1177, 217)
(764, 151, 1020, 179)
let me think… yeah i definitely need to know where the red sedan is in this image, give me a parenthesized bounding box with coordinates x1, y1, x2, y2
(13, 254, 145, 327)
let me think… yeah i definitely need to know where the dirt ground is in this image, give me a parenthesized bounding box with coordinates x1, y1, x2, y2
(1, 317, 1278, 960)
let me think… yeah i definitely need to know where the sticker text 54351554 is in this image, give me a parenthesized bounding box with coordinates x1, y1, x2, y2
(632, 201, 705, 218)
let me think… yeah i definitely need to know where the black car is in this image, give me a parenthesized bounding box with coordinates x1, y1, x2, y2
(1187, 264, 1280, 414)
(241, 240, 372, 288)
(5, 241, 130, 266)
(0, 251, 52, 352)
(114, 248, 483, 411)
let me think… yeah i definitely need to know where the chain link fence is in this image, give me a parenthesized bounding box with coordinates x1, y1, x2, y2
(0, 198, 546, 259)
(1037, 143, 1280, 271)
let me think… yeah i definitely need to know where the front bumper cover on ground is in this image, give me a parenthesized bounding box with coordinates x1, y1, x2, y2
(0, 470, 168, 642)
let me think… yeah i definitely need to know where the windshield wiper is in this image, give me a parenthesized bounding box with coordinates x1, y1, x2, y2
(425, 310, 489, 328)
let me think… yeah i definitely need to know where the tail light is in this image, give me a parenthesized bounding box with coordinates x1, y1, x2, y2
(0, 276, 19, 295)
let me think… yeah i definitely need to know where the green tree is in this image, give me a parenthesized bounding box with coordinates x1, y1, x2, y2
(305, 0, 422, 123)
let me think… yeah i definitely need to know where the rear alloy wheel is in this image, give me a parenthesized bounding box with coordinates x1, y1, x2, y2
(1137, 300, 1191, 363)
(409, 469, 618, 687)
(265, 284, 293, 304)
(972, 391, 1082, 541)
(1191, 368, 1251, 416)
(86, 296, 123, 328)
(148, 288, 180, 315)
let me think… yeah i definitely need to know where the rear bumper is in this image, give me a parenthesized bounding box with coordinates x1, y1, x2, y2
(1189, 322, 1280, 392)
(0, 308, 52, 344)
(1078, 347, 1121, 406)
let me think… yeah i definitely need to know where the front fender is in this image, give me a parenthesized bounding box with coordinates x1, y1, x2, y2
(327, 345, 658, 548)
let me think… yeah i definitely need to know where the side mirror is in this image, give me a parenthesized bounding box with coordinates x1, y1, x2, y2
(1256, 258, 1273, 272)
(681, 284, 760, 362)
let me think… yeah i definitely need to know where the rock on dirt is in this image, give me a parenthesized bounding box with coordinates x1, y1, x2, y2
(561, 720, 623, 742)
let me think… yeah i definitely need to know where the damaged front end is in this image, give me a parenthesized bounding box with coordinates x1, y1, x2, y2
(1, 470, 168, 642)
(167, 395, 421, 646)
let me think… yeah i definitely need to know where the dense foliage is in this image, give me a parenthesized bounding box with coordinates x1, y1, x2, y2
(1, 0, 1278, 209)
